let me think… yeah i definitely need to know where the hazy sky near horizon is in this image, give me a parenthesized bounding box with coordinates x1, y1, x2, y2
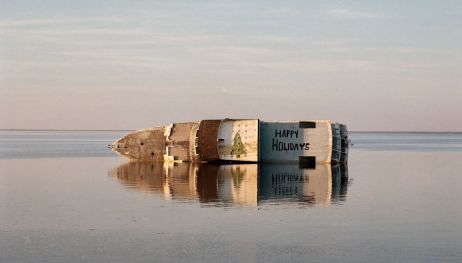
(1, 0, 461, 131)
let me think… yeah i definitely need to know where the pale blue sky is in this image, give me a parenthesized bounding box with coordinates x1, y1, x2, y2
(1, 1, 461, 131)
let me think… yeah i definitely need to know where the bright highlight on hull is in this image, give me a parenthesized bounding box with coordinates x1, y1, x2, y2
(110, 119, 349, 165)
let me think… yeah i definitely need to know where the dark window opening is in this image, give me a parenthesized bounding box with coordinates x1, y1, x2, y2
(299, 121, 316, 128)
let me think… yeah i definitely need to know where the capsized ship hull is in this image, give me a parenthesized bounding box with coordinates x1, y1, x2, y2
(110, 119, 348, 164)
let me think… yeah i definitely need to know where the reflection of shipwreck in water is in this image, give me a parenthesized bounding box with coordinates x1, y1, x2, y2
(111, 162, 349, 207)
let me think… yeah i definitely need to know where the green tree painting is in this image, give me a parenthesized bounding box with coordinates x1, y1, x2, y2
(231, 132, 247, 157)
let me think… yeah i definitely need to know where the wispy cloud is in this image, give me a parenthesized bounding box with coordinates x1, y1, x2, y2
(0, 19, 59, 27)
(327, 9, 378, 19)
(0, 17, 125, 28)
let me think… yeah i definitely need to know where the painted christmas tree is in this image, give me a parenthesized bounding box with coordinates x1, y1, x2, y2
(231, 132, 247, 157)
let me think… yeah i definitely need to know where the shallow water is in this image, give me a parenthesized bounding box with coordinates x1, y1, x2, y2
(0, 131, 461, 263)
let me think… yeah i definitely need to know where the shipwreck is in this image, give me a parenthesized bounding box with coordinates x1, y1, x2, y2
(110, 119, 348, 165)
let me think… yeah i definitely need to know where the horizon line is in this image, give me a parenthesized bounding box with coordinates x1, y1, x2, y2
(0, 129, 461, 133)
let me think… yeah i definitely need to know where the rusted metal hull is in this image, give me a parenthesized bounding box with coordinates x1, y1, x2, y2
(110, 119, 348, 164)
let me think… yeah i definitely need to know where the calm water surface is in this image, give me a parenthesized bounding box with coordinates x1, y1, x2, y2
(0, 131, 461, 263)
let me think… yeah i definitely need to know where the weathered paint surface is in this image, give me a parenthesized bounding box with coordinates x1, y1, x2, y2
(110, 127, 166, 161)
(217, 119, 259, 162)
(259, 120, 333, 163)
(339, 124, 349, 163)
(165, 122, 200, 162)
(196, 120, 221, 161)
(331, 123, 341, 163)
(111, 119, 347, 164)
(110, 122, 200, 162)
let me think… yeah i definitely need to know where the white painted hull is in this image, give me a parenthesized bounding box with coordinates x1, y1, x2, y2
(110, 119, 348, 164)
